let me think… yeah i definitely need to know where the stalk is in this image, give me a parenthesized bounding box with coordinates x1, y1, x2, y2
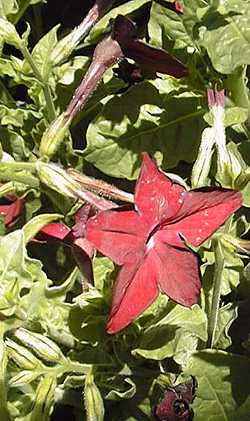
(20, 45, 56, 121)
(207, 241, 225, 348)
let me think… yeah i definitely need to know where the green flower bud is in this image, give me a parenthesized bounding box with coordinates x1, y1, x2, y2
(51, 0, 113, 66)
(37, 162, 117, 210)
(36, 161, 82, 199)
(221, 233, 250, 256)
(191, 127, 215, 188)
(10, 370, 41, 387)
(13, 328, 65, 363)
(30, 376, 56, 421)
(39, 113, 71, 159)
(6, 338, 42, 370)
(84, 372, 104, 421)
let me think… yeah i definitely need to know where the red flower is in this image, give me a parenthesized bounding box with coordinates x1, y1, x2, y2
(175, 2, 183, 13)
(0, 198, 24, 227)
(85, 154, 242, 334)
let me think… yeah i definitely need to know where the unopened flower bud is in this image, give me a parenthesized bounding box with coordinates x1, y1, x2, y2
(37, 161, 80, 199)
(13, 328, 65, 363)
(6, 338, 42, 370)
(84, 372, 104, 421)
(191, 127, 214, 188)
(37, 162, 116, 210)
(30, 376, 56, 421)
(51, 0, 114, 66)
(10, 370, 41, 387)
(221, 233, 250, 255)
(39, 113, 70, 158)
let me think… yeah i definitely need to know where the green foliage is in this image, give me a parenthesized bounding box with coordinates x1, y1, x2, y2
(0, 0, 249, 420)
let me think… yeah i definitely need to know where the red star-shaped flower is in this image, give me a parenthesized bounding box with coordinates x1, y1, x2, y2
(85, 154, 242, 334)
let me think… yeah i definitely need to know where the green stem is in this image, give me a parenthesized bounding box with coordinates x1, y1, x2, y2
(207, 241, 225, 348)
(12, 0, 31, 25)
(20, 45, 56, 121)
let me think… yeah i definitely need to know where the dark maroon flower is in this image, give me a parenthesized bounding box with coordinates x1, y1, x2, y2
(114, 59, 144, 84)
(85, 153, 242, 334)
(65, 13, 187, 120)
(154, 377, 197, 421)
(112, 15, 187, 78)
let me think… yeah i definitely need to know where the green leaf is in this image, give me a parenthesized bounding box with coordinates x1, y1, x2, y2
(184, 350, 250, 421)
(0, 17, 21, 48)
(28, 25, 60, 80)
(199, 0, 250, 74)
(0, 162, 38, 187)
(0, 0, 18, 18)
(148, 1, 193, 49)
(203, 107, 248, 128)
(0, 230, 34, 316)
(0, 104, 41, 128)
(84, 80, 205, 179)
(105, 378, 136, 400)
(213, 303, 238, 349)
(93, 256, 114, 292)
(133, 304, 207, 360)
(0, 126, 31, 160)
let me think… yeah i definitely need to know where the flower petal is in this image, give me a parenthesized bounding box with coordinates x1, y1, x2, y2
(0, 198, 24, 227)
(37, 222, 71, 241)
(125, 40, 187, 78)
(85, 208, 148, 265)
(162, 188, 242, 247)
(107, 251, 159, 334)
(135, 153, 186, 225)
(153, 242, 201, 306)
(112, 15, 187, 78)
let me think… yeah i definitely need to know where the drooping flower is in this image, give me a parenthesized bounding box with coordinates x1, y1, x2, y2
(40, 14, 187, 157)
(112, 15, 187, 78)
(154, 377, 197, 421)
(85, 153, 242, 334)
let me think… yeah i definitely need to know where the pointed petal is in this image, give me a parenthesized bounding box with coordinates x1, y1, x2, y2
(135, 153, 186, 225)
(107, 252, 159, 334)
(112, 14, 137, 48)
(126, 40, 187, 78)
(153, 242, 201, 306)
(112, 16, 187, 78)
(38, 223, 71, 241)
(85, 209, 148, 265)
(161, 188, 242, 247)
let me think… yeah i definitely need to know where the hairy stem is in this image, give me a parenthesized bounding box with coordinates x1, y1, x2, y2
(207, 241, 225, 348)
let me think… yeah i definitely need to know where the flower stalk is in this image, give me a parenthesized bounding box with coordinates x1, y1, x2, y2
(40, 14, 187, 159)
(207, 240, 225, 348)
(51, 0, 114, 66)
(39, 35, 123, 158)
